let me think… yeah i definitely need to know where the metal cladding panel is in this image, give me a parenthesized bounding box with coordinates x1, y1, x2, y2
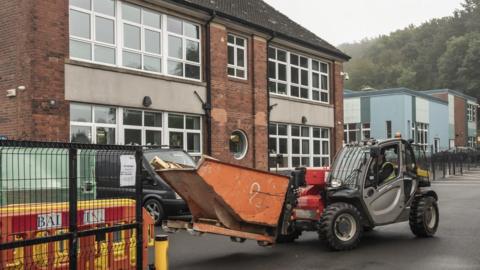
(344, 97, 361, 124)
(360, 97, 371, 123)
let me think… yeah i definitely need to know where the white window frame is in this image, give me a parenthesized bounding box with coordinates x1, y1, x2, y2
(344, 123, 359, 144)
(166, 113, 203, 159)
(69, 0, 118, 66)
(361, 123, 371, 140)
(120, 109, 163, 146)
(70, 104, 118, 144)
(415, 122, 429, 150)
(269, 123, 331, 171)
(227, 34, 247, 79)
(268, 46, 331, 104)
(68, 0, 202, 82)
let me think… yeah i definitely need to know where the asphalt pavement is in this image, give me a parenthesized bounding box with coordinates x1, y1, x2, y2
(151, 169, 480, 270)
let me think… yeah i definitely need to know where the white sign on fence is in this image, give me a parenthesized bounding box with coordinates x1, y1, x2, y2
(83, 209, 106, 225)
(37, 213, 62, 230)
(120, 155, 136, 187)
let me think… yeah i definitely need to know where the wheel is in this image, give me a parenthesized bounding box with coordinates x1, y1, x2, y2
(409, 196, 439, 237)
(144, 198, 165, 226)
(319, 203, 363, 251)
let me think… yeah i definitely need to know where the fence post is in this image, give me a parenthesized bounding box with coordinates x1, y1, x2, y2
(68, 148, 78, 270)
(135, 149, 144, 270)
(431, 145, 436, 181)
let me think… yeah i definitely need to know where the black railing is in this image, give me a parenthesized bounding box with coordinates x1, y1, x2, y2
(0, 140, 144, 270)
(430, 148, 480, 180)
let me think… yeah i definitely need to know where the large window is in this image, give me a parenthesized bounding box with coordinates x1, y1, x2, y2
(415, 122, 429, 150)
(268, 47, 330, 103)
(70, 104, 202, 157)
(269, 123, 330, 170)
(227, 34, 247, 79)
(69, 0, 201, 81)
(344, 123, 371, 144)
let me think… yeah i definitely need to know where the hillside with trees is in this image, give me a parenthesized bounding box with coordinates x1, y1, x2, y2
(339, 0, 480, 100)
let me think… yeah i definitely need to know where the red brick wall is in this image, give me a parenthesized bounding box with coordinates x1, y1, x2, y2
(333, 61, 344, 155)
(209, 23, 268, 170)
(0, 0, 69, 141)
(454, 96, 467, 147)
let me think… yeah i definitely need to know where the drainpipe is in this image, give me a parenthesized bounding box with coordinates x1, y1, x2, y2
(266, 32, 276, 171)
(204, 11, 216, 156)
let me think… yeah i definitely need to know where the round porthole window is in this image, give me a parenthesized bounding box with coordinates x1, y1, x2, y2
(229, 130, 248, 160)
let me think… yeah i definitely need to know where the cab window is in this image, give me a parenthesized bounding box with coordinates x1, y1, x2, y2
(404, 143, 416, 175)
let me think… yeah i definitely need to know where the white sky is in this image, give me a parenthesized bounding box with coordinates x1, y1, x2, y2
(264, 0, 464, 45)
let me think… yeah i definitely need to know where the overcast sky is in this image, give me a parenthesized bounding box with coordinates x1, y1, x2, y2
(264, 0, 464, 45)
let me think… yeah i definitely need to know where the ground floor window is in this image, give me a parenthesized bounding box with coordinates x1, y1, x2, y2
(269, 123, 330, 170)
(70, 103, 202, 158)
(468, 136, 476, 148)
(415, 122, 429, 151)
(343, 123, 370, 144)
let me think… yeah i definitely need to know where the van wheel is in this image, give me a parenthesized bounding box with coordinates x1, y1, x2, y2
(144, 199, 165, 225)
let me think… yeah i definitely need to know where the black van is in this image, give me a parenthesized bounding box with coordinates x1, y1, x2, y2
(95, 148, 193, 225)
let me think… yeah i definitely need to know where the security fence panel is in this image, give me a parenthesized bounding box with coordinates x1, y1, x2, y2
(0, 141, 149, 270)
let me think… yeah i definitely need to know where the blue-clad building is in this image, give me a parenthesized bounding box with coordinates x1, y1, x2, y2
(343, 88, 449, 152)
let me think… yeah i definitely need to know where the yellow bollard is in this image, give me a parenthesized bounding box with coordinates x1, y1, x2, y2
(154, 235, 169, 270)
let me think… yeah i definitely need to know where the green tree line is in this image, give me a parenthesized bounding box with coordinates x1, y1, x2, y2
(339, 0, 480, 100)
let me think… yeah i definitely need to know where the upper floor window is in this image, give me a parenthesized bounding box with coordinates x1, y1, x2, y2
(268, 47, 330, 103)
(68, 0, 202, 81)
(227, 34, 247, 79)
(467, 103, 477, 122)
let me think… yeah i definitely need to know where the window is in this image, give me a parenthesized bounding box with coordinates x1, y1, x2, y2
(167, 16, 201, 79)
(69, 0, 117, 64)
(121, 3, 162, 73)
(467, 104, 477, 122)
(269, 123, 330, 170)
(386, 121, 392, 139)
(68, 1, 202, 81)
(362, 123, 371, 140)
(415, 122, 429, 150)
(268, 46, 330, 103)
(70, 104, 117, 144)
(69, 104, 202, 157)
(343, 123, 359, 144)
(229, 130, 248, 159)
(468, 137, 476, 148)
(227, 34, 247, 79)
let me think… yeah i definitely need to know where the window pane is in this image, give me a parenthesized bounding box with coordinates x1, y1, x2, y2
(94, 0, 115, 16)
(71, 126, 92, 143)
(146, 130, 162, 145)
(321, 128, 329, 138)
(321, 62, 328, 73)
(185, 64, 200, 79)
(186, 116, 200, 130)
(313, 128, 320, 138)
(312, 73, 319, 88)
(301, 127, 309, 137)
(279, 138, 288, 154)
(70, 40, 92, 60)
(292, 139, 300, 154)
(124, 24, 141, 50)
(184, 23, 199, 39)
(167, 17, 182, 34)
(277, 50, 286, 62)
(95, 17, 114, 44)
(313, 90, 320, 101)
(143, 9, 161, 29)
(186, 40, 199, 62)
(169, 132, 184, 148)
(123, 109, 142, 126)
(321, 92, 328, 102)
(302, 140, 309, 154)
(313, 157, 321, 167)
(144, 112, 162, 127)
(314, 141, 320, 154)
(291, 86, 299, 97)
(278, 83, 287, 94)
(123, 51, 141, 69)
(236, 69, 245, 78)
(291, 126, 300, 136)
(292, 157, 300, 168)
(228, 46, 235, 65)
(145, 29, 161, 54)
(187, 133, 200, 152)
(71, 104, 92, 122)
(291, 67, 298, 83)
(269, 138, 276, 153)
(301, 70, 308, 86)
(301, 157, 310, 167)
(94, 106, 116, 123)
(227, 34, 235, 44)
(321, 75, 328, 90)
(70, 10, 90, 38)
(94, 45, 115, 64)
(268, 47, 276, 59)
(122, 3, 141, 23)
(268, 81, 276, 93)
(168, 114, 184, 128)
(278, 64, 286, 81)
(144, 55, 161, 72)
(290, 54, 299, 66)
(236, 37, 245, 46)
(312, 60, 319, 71)
(228, 67, 235, 76)
(168, 60, 183, 76)
(278, 124, 288, 135)
(71, 0, 91, 10)
(124, 129, 141, 145)
(269, 124, 277, 135)
(322, 141, 330, 155)
(96, 127, 115, 144)
(268, 61, 276, 79)
(300, 57, 308, 68)
(168, 35, 182, 58)
(237, 49, 245, 67)
(301, 88, 309, 99)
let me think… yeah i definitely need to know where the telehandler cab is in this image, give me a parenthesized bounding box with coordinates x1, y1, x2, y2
(281, 138, 439, 250)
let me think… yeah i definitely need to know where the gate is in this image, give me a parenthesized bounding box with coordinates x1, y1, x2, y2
(0, 140, 152, 270)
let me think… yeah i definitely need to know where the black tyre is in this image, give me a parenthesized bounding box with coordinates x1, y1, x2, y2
(144, 198, 165, 226)
(409, 196, 439, 237)
(319, 203, 363, 251)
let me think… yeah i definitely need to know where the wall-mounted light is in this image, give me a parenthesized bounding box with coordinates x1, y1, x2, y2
(341, 72, 350, 81)
(6, 89, 16, 97)
(49, 100, 58, 108)
(143, 96, 152, 107)
(301, 116, 308, 124)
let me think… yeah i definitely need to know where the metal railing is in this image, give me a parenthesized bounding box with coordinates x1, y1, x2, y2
(430, 148, 480, 180)
(0, 140, 145, 270)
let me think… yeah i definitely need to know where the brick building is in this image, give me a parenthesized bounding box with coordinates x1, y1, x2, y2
(0, 0, 349, 171)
